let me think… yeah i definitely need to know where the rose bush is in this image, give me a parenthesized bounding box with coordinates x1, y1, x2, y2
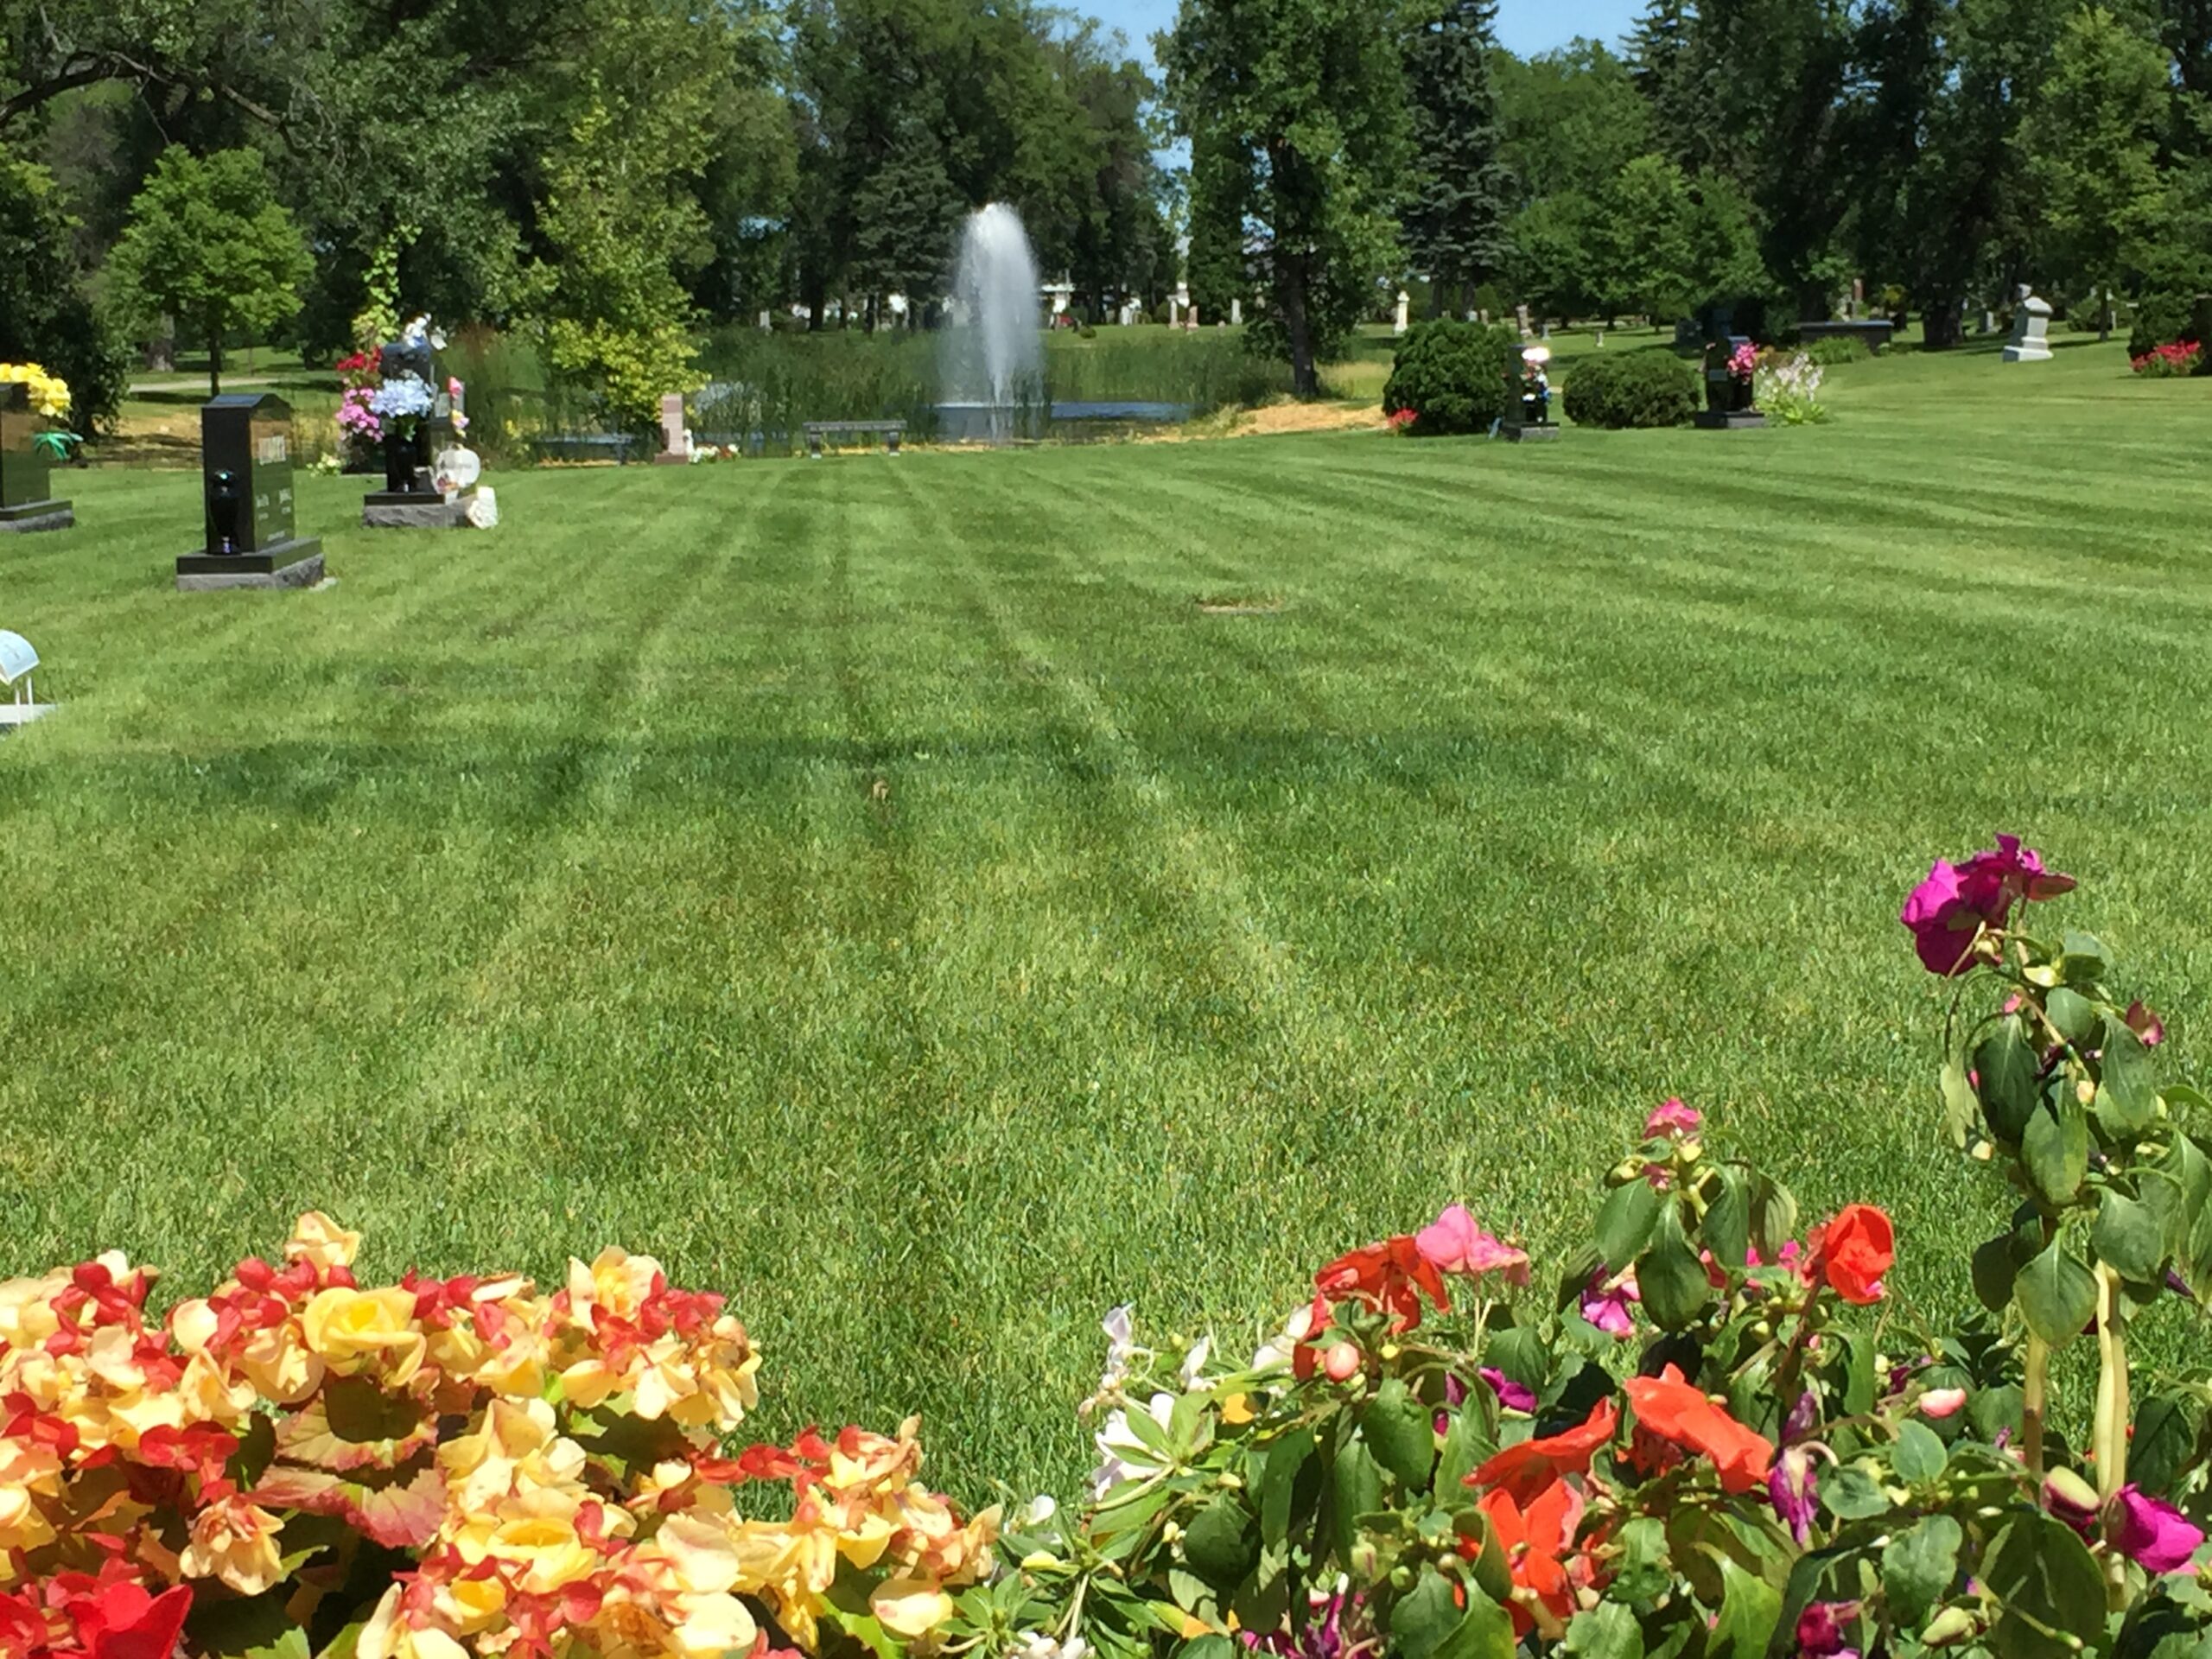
(12, 838, 2212, 1659)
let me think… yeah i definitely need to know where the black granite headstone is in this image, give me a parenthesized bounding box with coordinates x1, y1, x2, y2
(176, 393, 324, 588)
(0, 382, 74, 532)
(1694, 334, 1765, 429)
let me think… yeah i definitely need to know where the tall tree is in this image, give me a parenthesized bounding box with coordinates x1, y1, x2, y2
(1492, 40, 1655, 206)
(2016, 5, 2172, 335)
(105, 146, 308, 394)
(1402, 0, 1516, 317)
(1162, 0, 1412, 394)
(1628, 0, 1719, 169)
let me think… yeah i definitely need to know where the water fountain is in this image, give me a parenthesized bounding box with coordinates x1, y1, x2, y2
(937, 204, 1045, 442)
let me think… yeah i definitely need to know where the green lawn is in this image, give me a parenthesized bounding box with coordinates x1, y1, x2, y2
(4, 336, 2211, 1503)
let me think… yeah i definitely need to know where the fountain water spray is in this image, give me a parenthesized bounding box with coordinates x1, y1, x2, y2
(938, 204, 1044, 442)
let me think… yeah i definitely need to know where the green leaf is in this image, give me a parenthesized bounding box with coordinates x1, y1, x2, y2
(1609, 1516, 1672, 1605)
(1327, 1434, 1383, 1565)
(1637, 1205, 1712, 1333)
(1973, 1231, 2022, 1313)
(1436, 1586, 1517, 1659)
(2023, 1096, 2089, 1207)
(1703, 1166, 1751, 1269)
(2139, 1166, 2189, 1262)
(2015, 1236, 2098, 1349)
(2046, 987, 2100, 1048)
(1943, 1052, 1981, 1149)
(1983, 1511, 2108, 1659)
(1393, 1566, 1465, 1659)
(1433, 1406, 1493, 1503)
(1363, 1378, 1437, 1489)
(1975, 1018, 2043, 1144)
(2094, 1188, 2167, 1285)
(1891, 1420, 1948, 1484)
(1257, 1428, 1316, 1541)
(1882, 1515, 1963, 1629)
(1598, 1180, 1663, 1268)
(2100, 1015, 2158, 1139)
(1750, 1175, 1799, 1265)
(2129, 1394, 2201, 1500)
(1184, 1497, 1256, 1589)
(1566, 1604, 1645, 1659)
(1820, 1463, 1892, 1522)
(1178, 1638, 1236, 1659)
(2059, 931, 2111, 983)
(186, 1591, 313, 1659)
(1971, 1382, 2026, 1444)
(1709, 1556, 1783, 1659)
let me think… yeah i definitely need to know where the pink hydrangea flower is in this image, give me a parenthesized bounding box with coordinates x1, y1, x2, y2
(1901, 836, 2074, 976)
(1414, 1205, 1531, 1286)
(1644, 1097, 1702, 1139)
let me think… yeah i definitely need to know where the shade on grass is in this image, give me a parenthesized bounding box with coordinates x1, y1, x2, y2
(2, 336, 2209, 1500)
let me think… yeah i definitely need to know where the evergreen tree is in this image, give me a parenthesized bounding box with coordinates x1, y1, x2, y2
(1402, 0, 1516, 317)
(1627, 0, 1711, 169)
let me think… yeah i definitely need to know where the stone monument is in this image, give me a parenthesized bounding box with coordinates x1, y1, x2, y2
(1694, 334, 1766, 429)
(656, 393, 691, 465)
(176, 393, 324, 590)
(363, 322, 477, 526)
(1230, 298, 1242, 326)
(1394, 290, 1410, 336)
(2003, 286, 2053, 363)
(1502, 346, 1559, 443)
(0, 383, 73, 533)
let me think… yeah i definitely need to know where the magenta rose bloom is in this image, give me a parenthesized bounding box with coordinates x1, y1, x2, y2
(1902, 836, 2075, 976)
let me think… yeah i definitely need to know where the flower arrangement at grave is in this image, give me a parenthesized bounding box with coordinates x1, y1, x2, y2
(334, 350, 384, 467)
(1, 364, 72, 422)
(2130, 340, 2204, 378)
(1726, 340, 1758, 384)
(1751, 349, 1830, 423)
(15, 837, 2212, 1659)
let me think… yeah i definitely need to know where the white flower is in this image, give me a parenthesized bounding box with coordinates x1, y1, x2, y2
(1016, 1494, 1058, 1530)
(1179, 1334, 1214, 1390)
(1252, 1302, 1313, 1371)
(1079, 1304, 1140, 1415)
(1089, 1392, 1173, 1498)
(1014, 1635, 1090, 1659)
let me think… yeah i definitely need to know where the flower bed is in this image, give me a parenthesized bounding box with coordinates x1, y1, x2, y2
(10, 838, 2212, 1659)
(2131, 340, 2205, 378)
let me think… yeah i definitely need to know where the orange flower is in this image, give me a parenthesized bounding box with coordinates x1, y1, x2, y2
(1808, 1206, 1893, 1305)
(1623, 1367, 1771, 1494)
(1313, 1236, 1448, 1333)
(1466, 1398, 1618, 1505)
(1470, 1481, 1579, 1638)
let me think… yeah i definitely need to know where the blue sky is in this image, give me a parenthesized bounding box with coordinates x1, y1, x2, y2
(1085, 0, 1641, 63)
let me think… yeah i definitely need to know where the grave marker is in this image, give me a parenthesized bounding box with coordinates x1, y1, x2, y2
(176, 393, 324, 590)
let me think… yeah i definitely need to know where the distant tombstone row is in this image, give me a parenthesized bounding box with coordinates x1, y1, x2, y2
(176, 394, 324, 591)
(0, 382, 74, 534)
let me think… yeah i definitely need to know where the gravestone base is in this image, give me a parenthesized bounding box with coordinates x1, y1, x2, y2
(2000, 340, 2052, 364)
(0, 498, 73, 532)
(1694, 409, 1769, 430)
(0, 703, 53, 729)
(1503, 423, 1560, 443)
(175, 537, 325, 591)
(362, 489, 474, 529)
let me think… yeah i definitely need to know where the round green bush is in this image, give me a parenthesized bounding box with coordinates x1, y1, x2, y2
(1562, 349, 1698, 429)
(1380, 319, 1517, 435)
(2129, 291, 2202, 359)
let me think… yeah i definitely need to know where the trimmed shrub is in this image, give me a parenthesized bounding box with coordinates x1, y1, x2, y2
(2128, 292, 2196, 360)
(1380, 319, 1517, 435)
(1562, 348, 1698, 429)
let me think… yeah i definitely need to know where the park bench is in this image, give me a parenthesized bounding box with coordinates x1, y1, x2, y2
(804, 419, 905, 458)
(1798, 319, 1895, 354)
(533, 432, 641, 465)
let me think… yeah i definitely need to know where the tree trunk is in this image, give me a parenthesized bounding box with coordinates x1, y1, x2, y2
(1282, 254, 1318, 398)
(208, 332, 224, 397)
(1922, 302, 1963, 351)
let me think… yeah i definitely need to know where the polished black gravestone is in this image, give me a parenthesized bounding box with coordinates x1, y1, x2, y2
(0, 382, 74, 533)
(1694, 334, 1766, 430)
(176, 394, 324, 590)
(1501, 364, 1560, 443)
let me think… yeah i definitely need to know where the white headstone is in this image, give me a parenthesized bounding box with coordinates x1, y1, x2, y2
(1393, 290, 1410, 335)
(1515, 304, 1533, 340)
(759, 310, 773, 332)
(1186, 304, 1199, 331)
(2002, 285, 2054, 363)
(1230, 298, 1243, 325)
(658, 392, 691, 461)
(1166, 297, 1181, 327)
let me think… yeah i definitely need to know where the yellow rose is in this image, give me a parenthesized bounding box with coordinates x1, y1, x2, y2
(181, 1495, 286, 1595)
(302, 1287, 426, 1386)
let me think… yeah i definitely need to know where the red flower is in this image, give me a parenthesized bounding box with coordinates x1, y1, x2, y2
(1466, 1397, 1618, 1505)
(1469, 1480, 1580, 1637)
(1313, 1235, 1449, 1333)
(1808, 1205, 1893, 1306)
(1624, 1366, 1772, 1494)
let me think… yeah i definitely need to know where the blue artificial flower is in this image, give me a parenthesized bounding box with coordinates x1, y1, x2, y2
(369, 378, 436, 423)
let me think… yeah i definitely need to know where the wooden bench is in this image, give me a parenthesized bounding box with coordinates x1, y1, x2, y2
(534, 433, 641, 465)
(804, 420, 905, 458)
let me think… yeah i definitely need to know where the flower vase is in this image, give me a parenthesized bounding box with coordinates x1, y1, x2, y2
(384, 431, 418, 495)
